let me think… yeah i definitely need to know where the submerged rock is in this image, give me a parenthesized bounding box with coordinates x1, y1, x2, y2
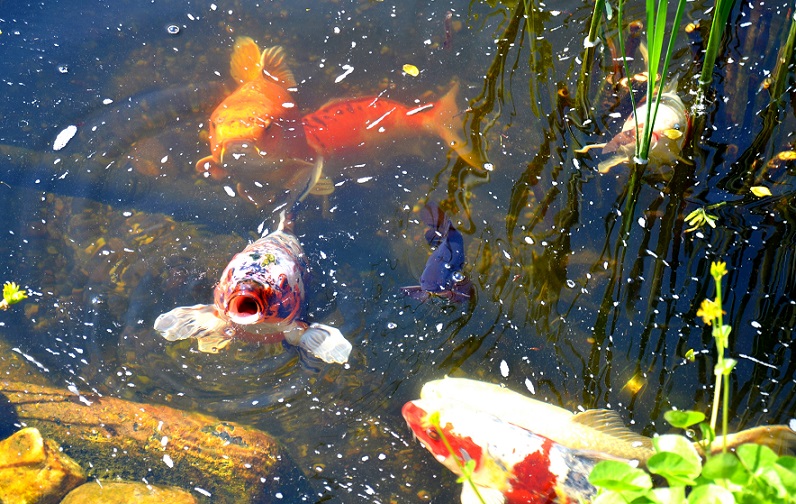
(0, 380, 314, 503)
(62, 480, 197, 504)
(0, 427, 86, 504)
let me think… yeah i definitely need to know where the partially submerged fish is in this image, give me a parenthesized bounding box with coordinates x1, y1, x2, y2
(196, 37, 321, 205)
(302, 81, 486, 170)
(403, 398, 608, 504)
(578, 90, 691, 174)
(153, 212, 351, 364)
(420, 377, 796, 463)
(401, 203, 473, 302)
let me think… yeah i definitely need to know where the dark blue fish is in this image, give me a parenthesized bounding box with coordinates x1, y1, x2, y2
(402, 203, 473, 302)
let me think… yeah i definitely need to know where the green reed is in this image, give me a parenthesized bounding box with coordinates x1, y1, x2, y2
(617, 0, 687, 162)
(695, 0, 735, 108)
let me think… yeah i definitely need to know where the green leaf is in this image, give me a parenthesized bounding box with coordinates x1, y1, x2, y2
(702, 452, 749, 485)
(714, 358, 737, 376)
(737, 443, 778, 475)
(648, 453, 701, 486)
(589, 460, 653, 492)
(665, 410, 706, 429)
(774, 456, 796, 494)
(687, 484, 736, 504)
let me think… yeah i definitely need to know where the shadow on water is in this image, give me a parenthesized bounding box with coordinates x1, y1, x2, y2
(2, 0, 796, 502)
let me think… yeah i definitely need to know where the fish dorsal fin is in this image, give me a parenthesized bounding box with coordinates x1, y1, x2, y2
(572, 409, 653, 449)
(259, 45, 296, 87)
(230, 36, 264, 84)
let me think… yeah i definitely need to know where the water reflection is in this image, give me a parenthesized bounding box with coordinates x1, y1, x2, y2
(1, 0, 796, 502)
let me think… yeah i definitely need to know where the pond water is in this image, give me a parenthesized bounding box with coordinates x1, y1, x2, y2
(2, 0, 796, 502)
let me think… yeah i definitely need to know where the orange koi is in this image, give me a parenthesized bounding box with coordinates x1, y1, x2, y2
(196, 37, 320, 204)
(301, 81, 486, 170)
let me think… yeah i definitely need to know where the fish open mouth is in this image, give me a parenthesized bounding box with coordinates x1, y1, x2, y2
(225, 281, 268, 325)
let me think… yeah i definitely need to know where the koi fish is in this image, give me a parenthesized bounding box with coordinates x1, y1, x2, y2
(401, 203, 472, 302)
(196, 37, 321, 205)
(153, 211, 352, 364)
(301, 81, 486, 170)
(402, 398, 609, 504)
(420, 377, 796, 463)
(577, 90, 691, 174)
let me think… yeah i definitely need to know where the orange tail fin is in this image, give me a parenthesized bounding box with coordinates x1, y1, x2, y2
(427, 82, 489, 170)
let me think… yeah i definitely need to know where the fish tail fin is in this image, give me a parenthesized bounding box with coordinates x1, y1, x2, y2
(259, 46, 297, 87)
(153, 304, 233, 354)
(597, 154, 629, 174)
(230, 36, 266, 84)
(710, 425, 796, 456)
(428, 81, 489, 170)
(297, 323, 352, 364)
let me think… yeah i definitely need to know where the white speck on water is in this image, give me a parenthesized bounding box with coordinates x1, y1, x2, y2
(275, 493, 283, 499)
(356, 176, 373, 184)
(163, 454, 174, 468)
(500, 360, 509, 377)
(751, 320, 762, 328)
(378, 453, 386, 460)
(387, 322, 397, 329)
(160, 436, 168, 447)
(223, 185, 236, 197)
(637, 217, 646, 228)
(320, 251, 327, 259)
(160, 155, 168, 163)
(53, 125, 77, 151)
(436, 323, 443, 332)
(102, 98, 113, 105)
(789, 418, 796, 431)
(282, 102, 295, 108)
(524, 236, 534, 244)
(525, 378, 535, 394)
(335, 64, 354, 83)
(194, 487, 211, 497)
(361, 455, 369, 461)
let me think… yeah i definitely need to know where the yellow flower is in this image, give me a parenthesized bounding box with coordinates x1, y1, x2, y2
(3, 281, 27, 305)
(710, 261, 727, 280)
(696, 298, 722, 325)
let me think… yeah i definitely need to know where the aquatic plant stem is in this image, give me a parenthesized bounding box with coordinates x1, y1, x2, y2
(427, 412, 486, 504)
(696, 0, 736, 107)
(575, 0, 606, 118)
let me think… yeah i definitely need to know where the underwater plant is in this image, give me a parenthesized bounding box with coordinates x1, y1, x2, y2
(589, 261, 796, 503)
(0, 281, 27, 311)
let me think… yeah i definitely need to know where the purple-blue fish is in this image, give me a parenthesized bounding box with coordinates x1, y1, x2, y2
(402, 203, 472, 302)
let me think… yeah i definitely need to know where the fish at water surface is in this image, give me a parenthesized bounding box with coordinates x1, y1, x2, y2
(401, 203, 473, 302)
(403, 398, 609, 504)
(153, 211, 351, 364)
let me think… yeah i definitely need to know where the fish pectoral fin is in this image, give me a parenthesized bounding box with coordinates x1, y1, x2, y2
(597, 155, 629, 174)
(460, 484, 504, 504)
(154, 304, 232, 353)
(296, 323, 352, 364)
(572, 409, 653, 450)
(574, 142, 607, 154)
(309, 175, 335, 196)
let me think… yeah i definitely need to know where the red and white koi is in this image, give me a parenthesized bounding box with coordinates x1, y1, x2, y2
(153, 212, 351, 364)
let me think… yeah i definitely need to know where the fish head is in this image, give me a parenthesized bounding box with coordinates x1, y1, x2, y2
(214, 233, 306, 326)
(402, 399, 482, 477)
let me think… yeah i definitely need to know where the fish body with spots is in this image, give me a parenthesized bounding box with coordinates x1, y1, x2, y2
(402, 398, 606, 504)
(154, 212, 351, 364)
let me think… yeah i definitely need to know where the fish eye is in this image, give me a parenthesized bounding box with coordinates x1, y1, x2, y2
(674, 123, 681, 130)
(426, 429, 441, 441)
(451, 271, 465, 283)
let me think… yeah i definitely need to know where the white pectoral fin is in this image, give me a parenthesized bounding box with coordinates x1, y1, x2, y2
(297, 323, 352, 364)
(460, 483, 504, 504)
(153, 304, 233, 354)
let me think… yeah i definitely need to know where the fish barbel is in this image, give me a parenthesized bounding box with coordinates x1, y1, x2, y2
(153, 211, 351, 364)
(403, 398, 610, 503)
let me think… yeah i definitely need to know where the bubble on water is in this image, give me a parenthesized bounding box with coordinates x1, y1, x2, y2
(387, 322, 397, 329)
(500, 360, 509, 377)
(166, 24, 181, 35)
(57, 64, 68, 74)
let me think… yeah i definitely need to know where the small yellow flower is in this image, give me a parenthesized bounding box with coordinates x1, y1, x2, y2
(402, 64, 420, 77)
(710, 261, 727, 280)
(750, 185, 772, 197)
(2, 281, 27, 305)
(696, 298, 722, 325)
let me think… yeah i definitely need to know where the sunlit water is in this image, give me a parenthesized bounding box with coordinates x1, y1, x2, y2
(2, 0, 796, 502)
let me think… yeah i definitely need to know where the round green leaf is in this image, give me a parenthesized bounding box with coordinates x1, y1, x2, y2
(665, 410, 706, 429)
(687, 483, 736, 504)
(737, 443, 778, 474)
(589, 460, 653, 492)
(702, 452, 748, 485)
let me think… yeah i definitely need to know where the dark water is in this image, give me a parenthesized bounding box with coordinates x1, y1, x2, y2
(2, 0, 796, 502)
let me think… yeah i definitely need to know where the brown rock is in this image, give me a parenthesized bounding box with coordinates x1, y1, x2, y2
(0, 427, 86, 504)
(62, 480, 197, 504)
(0, 380, 312, 503)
